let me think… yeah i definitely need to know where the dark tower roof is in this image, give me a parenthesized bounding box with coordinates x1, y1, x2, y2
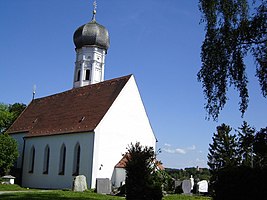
(73, 16, 110, 50)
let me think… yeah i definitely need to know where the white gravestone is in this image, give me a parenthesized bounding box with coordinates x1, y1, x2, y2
(72, 175, 88, 192)
(197, 180, 208, 193)
(182, 179, 192, 194)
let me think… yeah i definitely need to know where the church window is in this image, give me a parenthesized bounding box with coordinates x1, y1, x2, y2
(43, 145, 50, 174)
(59, 144, 66, 175)
(76, 70, 81, 81)
(85, 69, 90, 80)
(29, 146, 35, 173)
(72, 143, 81, 176)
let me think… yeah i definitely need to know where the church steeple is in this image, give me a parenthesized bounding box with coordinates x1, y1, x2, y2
(73, 1, 110, 88)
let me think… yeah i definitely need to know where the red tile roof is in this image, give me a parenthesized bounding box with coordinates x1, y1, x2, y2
(115, 153, 165, 170)
(7, 75, 131, 137)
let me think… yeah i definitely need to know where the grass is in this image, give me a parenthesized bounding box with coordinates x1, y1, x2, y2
(0, 185, 211, 200)
(0, 184, 29, 191)
(164, 194, 211, 200)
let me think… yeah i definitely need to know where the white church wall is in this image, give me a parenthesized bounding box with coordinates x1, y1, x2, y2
(92, 75, 156, 188)
(11, 132, 26, 169)
(22, 132, 95, 189)
(111, 168, 126, 188)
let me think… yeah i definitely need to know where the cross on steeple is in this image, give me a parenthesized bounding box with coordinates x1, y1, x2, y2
(92, 0, 97, 21)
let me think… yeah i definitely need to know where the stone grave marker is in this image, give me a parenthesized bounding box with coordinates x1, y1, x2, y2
(72, 175, 88, 192)
(96, 178, 111, 194)
(197, 180, 208, 193)
(182, 179, 192, 194)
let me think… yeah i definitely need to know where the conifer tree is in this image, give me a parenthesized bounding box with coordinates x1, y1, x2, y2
(253, 127, 267, 168)
(237, 121, 255, 167)
(208, 124, 239, 173)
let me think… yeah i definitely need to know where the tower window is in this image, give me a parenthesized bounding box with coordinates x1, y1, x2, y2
(29, 146, 35, 173)
(43, 145, 50, 174)
(76, 70, 81, 81)
(73, 143, 81, 176)
(59, 144, 66, 175)
(85, 69, 90, 81)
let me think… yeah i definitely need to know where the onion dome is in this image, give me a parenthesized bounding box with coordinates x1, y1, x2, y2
(73, 10, 110, 50)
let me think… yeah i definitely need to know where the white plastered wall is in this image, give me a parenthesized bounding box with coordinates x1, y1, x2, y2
(22, 132, 94, 189)
(91, 75, 156, 188)
(10, 132, 26, 169)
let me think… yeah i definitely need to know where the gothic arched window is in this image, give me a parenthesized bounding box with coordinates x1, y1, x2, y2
(43, 145, 50, 174)
(29, 146, 35, 173)
(59, 144, 66, 175)
(72, 143, 81, 176)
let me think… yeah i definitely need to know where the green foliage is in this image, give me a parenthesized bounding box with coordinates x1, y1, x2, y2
(125, 142, 163, 200)
(0, 133, 19, 176)
(0, 103, 26, 133)
(213, 166, 267, 200)
(208, 122, 267, 198)
(237, 121, 255, 167)
(207, 124, 239, 173)
(253, 127, 267, 168)
(166, 167, 211, 182)
(198, 0, 267, 120)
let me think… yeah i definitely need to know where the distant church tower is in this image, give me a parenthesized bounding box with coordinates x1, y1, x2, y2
(73, 2, 110, 88)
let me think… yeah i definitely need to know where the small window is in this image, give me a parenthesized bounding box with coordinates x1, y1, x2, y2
(29, 146, 35, 173)
(85, 69, 90, 81)
(73, 143, 81, 176)
(43, 145, 50, 174)
(59, 144, 66, 175)
(76, 70, 81, 81)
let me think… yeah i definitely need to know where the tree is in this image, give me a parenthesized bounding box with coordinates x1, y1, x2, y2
(0, 133, 19, 176)
(0, 104, 14, 133)
(208, 124, 239, 173)
(0, 103, 26, 133)
(237, 121, 255, 167)
(125, 142, 163, 200)
(198, 0, 267, 120)
(253, 127, 267, 168)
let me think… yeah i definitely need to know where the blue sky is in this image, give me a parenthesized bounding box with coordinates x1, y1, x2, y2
(1, 0, 266, 169)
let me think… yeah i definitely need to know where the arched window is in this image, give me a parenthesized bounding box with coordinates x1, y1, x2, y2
(43, 145, 50, 174)
(59, 144, 66, 175)
(72, 143, 81, 176)
(85, 69, 90, 80)
(76, 70, 81, 81)
(29, 146, 35, 173)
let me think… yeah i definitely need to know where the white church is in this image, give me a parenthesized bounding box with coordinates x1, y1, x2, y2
(7, 6, 156, 189)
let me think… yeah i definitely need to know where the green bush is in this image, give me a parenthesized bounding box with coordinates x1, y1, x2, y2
(213, 166, 267, 200)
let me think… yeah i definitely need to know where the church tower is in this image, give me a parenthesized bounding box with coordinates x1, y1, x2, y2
(73, 3, 110, 88)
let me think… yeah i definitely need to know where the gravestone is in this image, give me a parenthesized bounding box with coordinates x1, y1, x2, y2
(182, 179, 192, 194)
(197, 180, 208, 193)
(72, 175, 88, 192)
(96, 178, 111, 194)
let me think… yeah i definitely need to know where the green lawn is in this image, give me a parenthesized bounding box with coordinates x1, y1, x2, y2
(0, 185, 211, 200)
(0, 191, 211, 200)
(0, 184, 28, 191)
